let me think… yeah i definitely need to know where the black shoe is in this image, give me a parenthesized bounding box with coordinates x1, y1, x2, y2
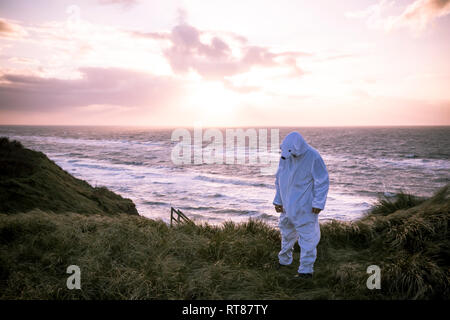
(294, 273, 313, 279)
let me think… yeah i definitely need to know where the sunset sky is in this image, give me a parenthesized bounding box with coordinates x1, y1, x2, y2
(0, 0, 449, 127)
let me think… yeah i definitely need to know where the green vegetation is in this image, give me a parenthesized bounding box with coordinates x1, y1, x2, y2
(0, 137, 137, 215)
(0, 137, 448, 299)
(370, 192, 426, 216)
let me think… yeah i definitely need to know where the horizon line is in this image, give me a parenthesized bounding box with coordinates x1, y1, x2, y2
(0, 124, 449, 129)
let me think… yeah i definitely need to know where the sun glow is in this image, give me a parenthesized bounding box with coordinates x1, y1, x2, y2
(184, 81, 242, 126)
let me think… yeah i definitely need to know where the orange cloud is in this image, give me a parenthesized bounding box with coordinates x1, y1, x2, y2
(0, 18, 27, 38)
(347, 0, 450, 32)
(387, 0, 450, 31)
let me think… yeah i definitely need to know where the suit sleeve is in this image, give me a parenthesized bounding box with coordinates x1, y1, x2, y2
(273, 160, 283, 206)
(311, 154, 329, 210)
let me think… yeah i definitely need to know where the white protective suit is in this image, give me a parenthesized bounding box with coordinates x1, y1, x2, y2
(273, 132, 329, 274)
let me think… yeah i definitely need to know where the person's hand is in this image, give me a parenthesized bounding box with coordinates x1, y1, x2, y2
(274, 204, 284, 213)
(312, 208, 322, 214)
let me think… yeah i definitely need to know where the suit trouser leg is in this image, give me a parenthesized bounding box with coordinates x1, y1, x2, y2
(296, 221, 320, 274)
(278, 214, 298, 265)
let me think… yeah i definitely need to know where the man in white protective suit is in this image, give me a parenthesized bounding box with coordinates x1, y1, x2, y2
(273, 131, 329, 279)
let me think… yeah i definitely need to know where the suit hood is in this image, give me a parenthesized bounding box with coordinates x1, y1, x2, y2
(280, 131, 310, 159)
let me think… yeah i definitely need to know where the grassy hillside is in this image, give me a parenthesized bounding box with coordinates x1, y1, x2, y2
(0, 137, 448, 299)
(0, 137, 137, 215)
(0, 187, 448, 299)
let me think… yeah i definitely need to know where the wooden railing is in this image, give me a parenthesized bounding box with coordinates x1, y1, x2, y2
(170, 207, 191, 227)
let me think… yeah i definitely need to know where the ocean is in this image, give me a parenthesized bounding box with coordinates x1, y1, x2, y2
(1, 126, 449, 226)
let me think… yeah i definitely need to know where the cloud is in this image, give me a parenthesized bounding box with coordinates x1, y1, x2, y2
(162, 22, 308, 80)
(0, 18, 27, 38)
(128, 30, 171, 40)
(346, 0, 450, 32)
(316, 53, 359, 62)
(7, 57, 41, 67)
(387, 0, 450, 31)
(3, 12, 309, 84)
(97, 0, 138, 8)
(0, 67, 182, 111)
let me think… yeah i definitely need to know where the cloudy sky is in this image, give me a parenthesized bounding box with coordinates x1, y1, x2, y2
(0, 0, 449, 126)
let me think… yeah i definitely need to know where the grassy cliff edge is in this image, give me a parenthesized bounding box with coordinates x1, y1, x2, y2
(0, 138, 448, 299)
(0, 137, 137, 215)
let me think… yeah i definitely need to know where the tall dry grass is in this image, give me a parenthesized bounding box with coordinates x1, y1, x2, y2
(0, 185, 448, 299)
